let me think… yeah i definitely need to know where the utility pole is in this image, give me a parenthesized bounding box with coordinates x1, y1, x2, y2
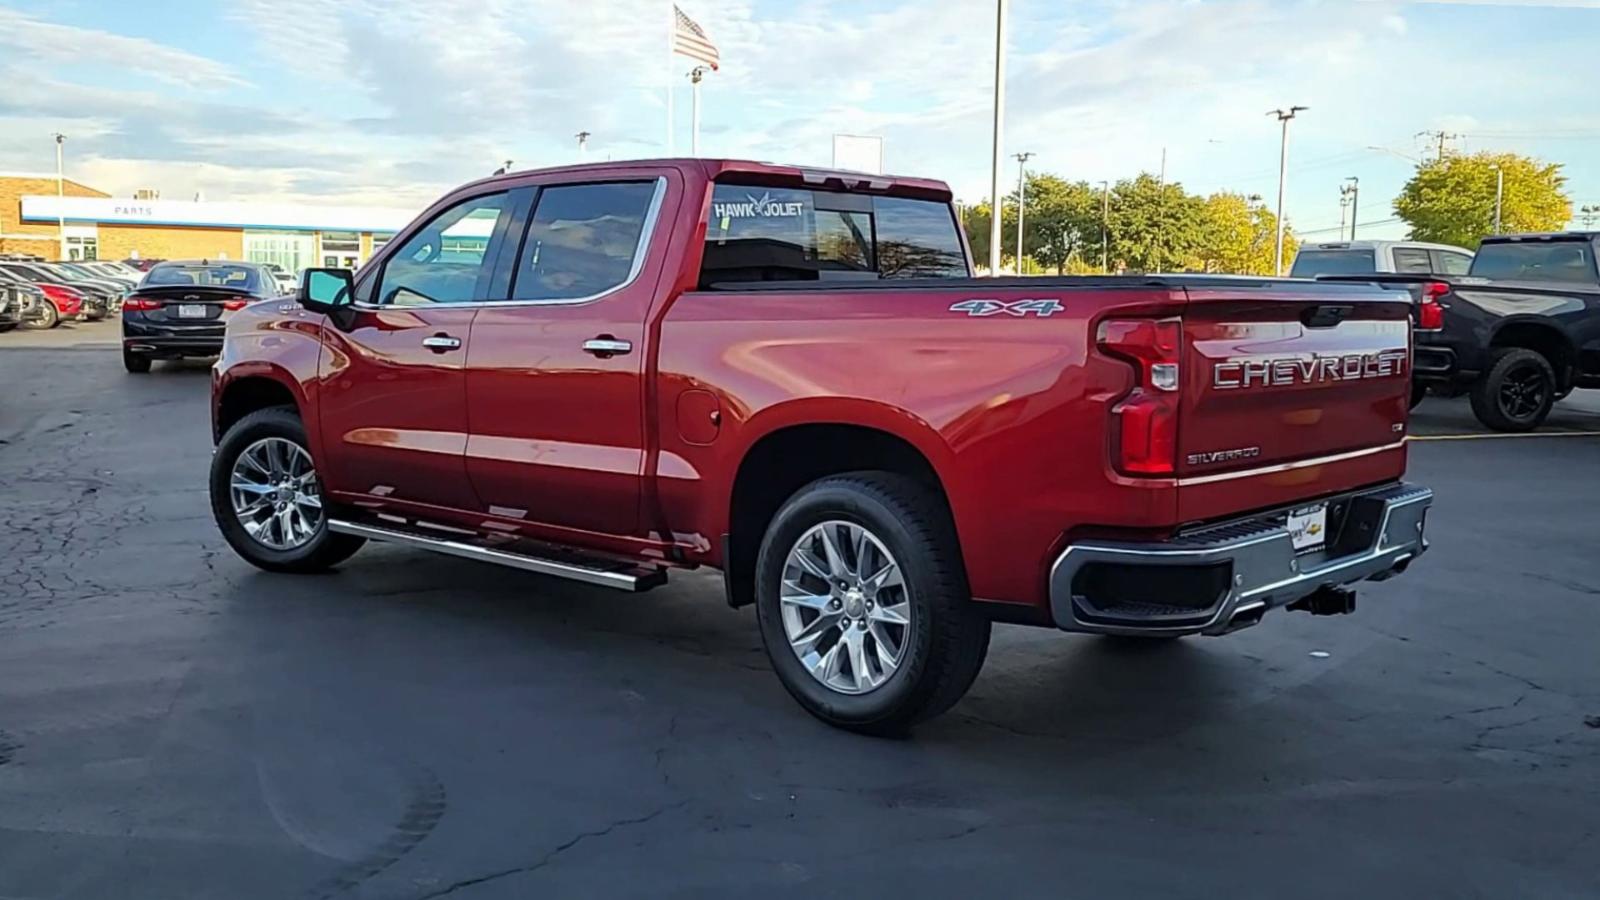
(1581, 205, 1599, 229)
(576, 131, 590, 158)
(1342, 176, 1360, 241)
(1339, 194, 1350, 241)
(1099, 180, 1110, 273)
(1416, 130, 1460, 161)
(1269, 106, 1308, 276)
(1491, 164, 1504, 234)
(688, 67, 708, 156)
(986, 0, 1008, 276)
(1153, 146, 1167, 273)
(1013, 151, 1033, 274)
(51, 132, 66, 260)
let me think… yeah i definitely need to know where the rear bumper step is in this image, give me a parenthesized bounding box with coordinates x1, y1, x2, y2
(1048, 482, 1431, 636)
(328, 519, 668, 592)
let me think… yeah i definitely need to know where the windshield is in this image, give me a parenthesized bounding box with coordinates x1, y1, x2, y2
(143, 263, 268, 294)
(1469, 241, 1597, 283)
(1290, 249, 1377, 277)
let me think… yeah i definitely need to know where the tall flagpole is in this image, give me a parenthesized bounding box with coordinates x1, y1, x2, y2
(666, 2, 676, 155)
(987, 0, 1008, 276)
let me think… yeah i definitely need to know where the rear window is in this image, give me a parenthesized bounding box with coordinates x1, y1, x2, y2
(699, 184, 967, 287)
(144, 264, 266, 293)
(1469, 241, 1597, 283)
(1289, 249, 1377, 277)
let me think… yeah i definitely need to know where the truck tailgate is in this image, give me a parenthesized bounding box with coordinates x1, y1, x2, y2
(1178, 285, 1411, 522)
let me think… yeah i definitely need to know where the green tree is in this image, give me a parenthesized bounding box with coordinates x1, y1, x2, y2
(1108, 174, 1205, 273)
(1395, 152, 1570, 247)
(1189, 192, 1293, 275)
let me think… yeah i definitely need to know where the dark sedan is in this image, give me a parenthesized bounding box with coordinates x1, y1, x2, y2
(121, 261, 280, 373)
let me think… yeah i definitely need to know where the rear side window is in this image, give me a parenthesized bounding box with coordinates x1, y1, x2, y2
(1289, 250, 1376, 277)
(513, 181, 659, 302)
(699, 184, 967, 287)
(1436, 251, 1473, 276)
(1392, 247, 1433, 274)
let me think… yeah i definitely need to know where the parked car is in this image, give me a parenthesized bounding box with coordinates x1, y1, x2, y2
(261, 263, 299, 295)
(59, 261, 139, 289)
(207, 159, 1433, 734)
(122, 258, 165, 272)
(121, 260, 280, 372)
(1321, 231, 1600, 430)
(0, 281, 22, 333)
(1290, 240, 1475, 278)
(0, 261, 114, 320)
(0, 271, 82, 328)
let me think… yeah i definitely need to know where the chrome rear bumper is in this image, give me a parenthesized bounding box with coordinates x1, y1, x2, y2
(1049, 482, 1432, 636)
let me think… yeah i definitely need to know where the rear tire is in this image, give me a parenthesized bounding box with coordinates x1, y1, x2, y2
(0, 323, 16, 333)
(1469, 348, 1556, 432)
(123, 348, 151, 373)
(209, 406, 365, 573)
(754, 472, 990, 736)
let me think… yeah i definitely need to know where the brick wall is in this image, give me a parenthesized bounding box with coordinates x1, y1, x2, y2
(0, 176, 107, 255)
(98, 225, 244, 263)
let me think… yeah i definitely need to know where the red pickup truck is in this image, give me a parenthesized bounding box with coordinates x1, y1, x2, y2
(209, 159, 1432, 734)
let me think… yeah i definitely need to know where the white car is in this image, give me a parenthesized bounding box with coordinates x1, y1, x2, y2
(1290, 240, 1475, 278)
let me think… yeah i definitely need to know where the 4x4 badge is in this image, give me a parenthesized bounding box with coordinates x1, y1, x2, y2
(949, 298, 1064, 317)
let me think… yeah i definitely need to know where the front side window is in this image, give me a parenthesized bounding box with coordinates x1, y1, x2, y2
(1392, 247, 1433, 274)
(513, 181, 658, 302)
(376, 193, 509, 305)
(700, 184, 968, 287)
(1437, 251, 1473, 276)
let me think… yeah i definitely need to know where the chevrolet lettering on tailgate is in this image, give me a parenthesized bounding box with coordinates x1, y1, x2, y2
(1213, 349, 1408, 391)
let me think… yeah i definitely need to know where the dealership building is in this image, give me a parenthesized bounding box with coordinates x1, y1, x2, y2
(0, 173, 419, 272)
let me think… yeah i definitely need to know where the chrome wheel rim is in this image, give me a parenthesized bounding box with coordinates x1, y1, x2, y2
(230, 437, 323, 550)
(780, 521, 912, 695)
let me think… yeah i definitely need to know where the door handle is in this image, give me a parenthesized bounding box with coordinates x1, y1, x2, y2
(582, 337, 633, 357)
(422, 334, 462, 352)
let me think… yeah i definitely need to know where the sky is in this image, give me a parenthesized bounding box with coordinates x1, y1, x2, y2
(1, 0, 1598, 240)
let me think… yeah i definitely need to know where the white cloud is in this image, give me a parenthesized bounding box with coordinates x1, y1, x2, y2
(0, 8, 244, 91)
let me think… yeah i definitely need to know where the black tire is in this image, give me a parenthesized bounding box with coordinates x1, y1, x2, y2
(209, 406, 365, 573)
(1409, 382, 1428, 410)
(30, 300, 60, 329)
(1469, 348, 1556, 432)
(0, 323, 16, 333)
(123, 347, 151, 373)
(754, 472, 990, 736)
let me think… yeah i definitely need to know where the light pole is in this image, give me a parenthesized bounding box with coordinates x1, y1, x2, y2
(1491, 164, 1504, 234)
(688, 66, 708, 156)
(1268, 106, 1308, 276)
(1342, 176, 1360, 240)
(1339, 193, 1350, 241)
(1099, 180, 1110, 273)
(51, 132, 66, 260)
(576, 131, 590, 158)
(1013, 151, 1033, 274)
(986, 0, 1008, 276)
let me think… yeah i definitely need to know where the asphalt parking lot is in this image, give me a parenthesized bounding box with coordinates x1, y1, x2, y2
(3, 321, 1598, 899)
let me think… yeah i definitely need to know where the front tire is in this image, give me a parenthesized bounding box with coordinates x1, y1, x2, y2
(209, 407, 365, 573)
(30, 300, 60, 329)
(754, 473, 990, 736)
(1469, 348, 1556, 432)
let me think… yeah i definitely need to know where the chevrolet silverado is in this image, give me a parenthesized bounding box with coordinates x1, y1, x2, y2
(209, 159, 1433, 734)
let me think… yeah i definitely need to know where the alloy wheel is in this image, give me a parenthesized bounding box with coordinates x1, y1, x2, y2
(229, 437, 324, 550)
(779, 520, 913, 695)
(1498, 363, 1549, 420)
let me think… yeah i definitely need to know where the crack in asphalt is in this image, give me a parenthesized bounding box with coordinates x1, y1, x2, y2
(412, 803, 685, 899)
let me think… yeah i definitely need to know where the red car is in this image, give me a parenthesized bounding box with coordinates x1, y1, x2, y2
(209, 159, 1432, 733)
(33, 282, 84, 328)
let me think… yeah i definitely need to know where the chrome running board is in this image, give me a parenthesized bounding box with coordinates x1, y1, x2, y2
(328, 519, 667, 592)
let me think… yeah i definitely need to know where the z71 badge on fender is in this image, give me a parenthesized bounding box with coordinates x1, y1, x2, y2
(949, 298, 1064, 317)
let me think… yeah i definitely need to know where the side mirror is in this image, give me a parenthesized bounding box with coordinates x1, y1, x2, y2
(299, 268, 354, 313)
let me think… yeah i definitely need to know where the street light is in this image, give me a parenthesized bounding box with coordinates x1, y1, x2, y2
(1268, 106, 1308, 276)
(1013, 151, 1033, 274)
(1098, 180, 1110, 273)
(1342, 176, 1360, 241)
(986, 0, 1008, 276)
(51, 132, 66, 260)
(1490, 163, 1504, 234)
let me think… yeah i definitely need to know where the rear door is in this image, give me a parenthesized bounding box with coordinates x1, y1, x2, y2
(316, 190, 516, 512)
(1178, 284, 1412, 519)
(462, 174, 672, 537)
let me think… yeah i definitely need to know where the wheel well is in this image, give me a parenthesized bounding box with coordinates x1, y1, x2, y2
(723, 423, 950, 608)
(1491, 323, 1575, 387)
(216, 377, 298, 442)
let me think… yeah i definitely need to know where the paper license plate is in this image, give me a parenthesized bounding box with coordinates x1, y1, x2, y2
(178, 304, 208, 318)
(1287, 503, 1328, 553)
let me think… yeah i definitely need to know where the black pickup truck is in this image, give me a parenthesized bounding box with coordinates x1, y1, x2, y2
(1322, 231, 1600, 431)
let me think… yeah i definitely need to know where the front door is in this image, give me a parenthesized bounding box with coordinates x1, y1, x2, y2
(317, 190, 514, 514)
(464, 176, 669, 537)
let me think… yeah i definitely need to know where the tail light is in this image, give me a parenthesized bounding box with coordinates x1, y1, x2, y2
(1418, 282, 1447, 331)
(223, 299, 248, 311)
(123, 295, 163, 311)
(1097, 317, 1181, 476)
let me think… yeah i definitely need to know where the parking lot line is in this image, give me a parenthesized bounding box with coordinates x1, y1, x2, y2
(1409, 431, 1600, 442)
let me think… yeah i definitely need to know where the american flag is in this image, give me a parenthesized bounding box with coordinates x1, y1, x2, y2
(673, 5, 720, 71)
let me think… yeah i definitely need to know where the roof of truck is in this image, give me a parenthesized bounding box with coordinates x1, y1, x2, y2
(459, 158, 954, 200)
(1480, 231, 1600, 243)
(1300, 239, 1474, 254)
